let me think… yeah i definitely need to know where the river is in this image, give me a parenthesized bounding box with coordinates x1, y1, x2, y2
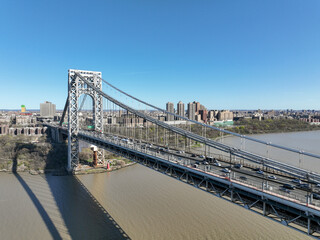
(1, 131, 319, 239)
(220, 130, 320, 173)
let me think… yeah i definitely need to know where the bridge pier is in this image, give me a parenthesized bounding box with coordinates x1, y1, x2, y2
(263, 201, 267, 216)
(91, 145, 98, 167)
(50, 127, 64, 143)
(67, 69, 103, 172)
(230, 188, 234, 202)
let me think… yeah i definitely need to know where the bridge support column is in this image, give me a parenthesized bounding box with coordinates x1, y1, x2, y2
(67, 69, 103, 173)
(56, 129, 63, 143)
(307, 217, 311, 235)
(50, 128, 55, 141)
(263, 200, 268, 216)
(230, 188, 234, 202)
(93, 151, 98, 167)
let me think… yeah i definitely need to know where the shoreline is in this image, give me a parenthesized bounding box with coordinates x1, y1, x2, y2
(0, 162, 137, 176)
(214, 128, 320, 141)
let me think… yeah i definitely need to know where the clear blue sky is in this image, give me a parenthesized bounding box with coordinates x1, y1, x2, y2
(0, 0, 319, 110)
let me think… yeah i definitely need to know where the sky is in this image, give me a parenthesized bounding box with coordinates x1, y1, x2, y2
(0, 0, 319, 110)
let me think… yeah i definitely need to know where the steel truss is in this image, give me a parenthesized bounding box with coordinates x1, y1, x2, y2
(79, 130, 320, 237)
(68, 69, 104, 172)
(74, 71, 320, 183)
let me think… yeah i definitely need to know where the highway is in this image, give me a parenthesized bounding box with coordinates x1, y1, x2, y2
(96, 132, 320, 207)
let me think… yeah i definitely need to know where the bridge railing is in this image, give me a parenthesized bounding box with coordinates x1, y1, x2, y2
(74, 72, 320, 184)
(79, 129, 320, 209)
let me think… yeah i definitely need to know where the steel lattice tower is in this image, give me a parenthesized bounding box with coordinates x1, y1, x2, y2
(68, 69, 103, 172)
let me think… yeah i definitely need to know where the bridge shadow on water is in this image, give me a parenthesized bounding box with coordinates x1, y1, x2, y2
(43, 174, 130, 240)
(12, 174, 63, 239)
(12, 139, 130, 240)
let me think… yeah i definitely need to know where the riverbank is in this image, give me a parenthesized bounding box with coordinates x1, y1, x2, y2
(74, 162, 137, 175)
(211, 119, 320, 143)
(0, 161, 137, 176)
(0, 134, 136, 175)
(0, 135, 67, 172)
(232, 118, 320, 135)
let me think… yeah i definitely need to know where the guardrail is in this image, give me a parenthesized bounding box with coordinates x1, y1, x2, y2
(79, 130, 320, 211)
(74, 73, 320, 184)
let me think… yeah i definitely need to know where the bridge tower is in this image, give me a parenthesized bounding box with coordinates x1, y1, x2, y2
(67, 69, 104, 172)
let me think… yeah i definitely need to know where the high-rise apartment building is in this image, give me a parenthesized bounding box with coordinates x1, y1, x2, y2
(195, 114, 202, 122)
(199, 110, 208, 123)
(166, 102, 174, 121)
(40, 101, 56, 118)
(177, 101, 185, 118)
(193, 101, 201, 114)
(208, 110, 216, 120)
(217, 110, 233, 121)
(187, 102, 196, 120)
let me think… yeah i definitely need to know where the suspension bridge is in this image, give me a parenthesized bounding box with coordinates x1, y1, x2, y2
(46, 69, 320, 237)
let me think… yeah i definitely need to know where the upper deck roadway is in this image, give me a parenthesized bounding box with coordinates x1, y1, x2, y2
(75, 71, 320, 184)
(49, 123, 320, 208)
(49, 70, 320, 237)
(79, 130, 320, 207)
(46, 123, 320, 236)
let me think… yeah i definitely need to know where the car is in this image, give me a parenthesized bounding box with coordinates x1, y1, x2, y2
(256, 170, 264, 175)
(206, 156, 214, 161)
(316, 183, 320, 188)
(279, 187, 291, 193)
(213, 162, 221, 167)
(268, 175, 277, 180)
(253, 167, 261, 171)
(195, 161, 200, 165)
(292, 179, 301, 184)
(298, 183, 311, 190)
(283, 184, 296, 190)
(233, 164, 243, 169)
(221, 168, 231, 173)
(199, 155, 205, 159)
(193, 164, 199, 168)
(240, 176, 247, 181)
(312, 193, 320, 200)
(203, 161, 209, 165)
(191, 154, 197, 157)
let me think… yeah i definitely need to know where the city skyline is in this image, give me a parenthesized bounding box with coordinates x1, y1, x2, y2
(1, 1, 320, 110)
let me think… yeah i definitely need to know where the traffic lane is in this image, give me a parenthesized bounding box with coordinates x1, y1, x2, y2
(170, 154, 313, 201)
(177, 151, 317, 192)
(106, 138, 318, 201)
(195, 163, 313, 202)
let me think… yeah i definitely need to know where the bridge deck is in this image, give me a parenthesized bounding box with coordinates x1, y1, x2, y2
(77, 130, 320, 237)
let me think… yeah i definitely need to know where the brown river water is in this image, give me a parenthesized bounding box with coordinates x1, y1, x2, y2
(1, 131, 319, 239)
